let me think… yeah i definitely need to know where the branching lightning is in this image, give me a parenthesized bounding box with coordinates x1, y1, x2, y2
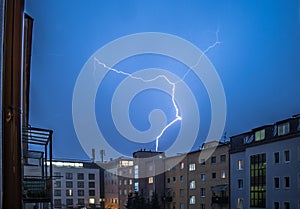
(94, 29, 220, 152)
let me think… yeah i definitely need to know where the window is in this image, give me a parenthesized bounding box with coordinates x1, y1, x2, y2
(124, 189, 127, 195)
(211, 156, 217, 164)
(54, 181, 61, 188)
(167, 178, 170, 183)
(89, 190, 95, 196)
(54, 172, 61, 177)
(200, 173, 206, 181)
(238, 179, 243, 189)
(284, 202, 290, 209)
(124, 179, 127, 185)
(77, 173, 84, 180)
(148, 177, 153, 184)
(201, 204, 205, 209)
(54, 189, 61, 196)
(180, 175, 184, 182)
(212, 172, 216, 179)
(250, 153, 266, 208)
(134, 182, 139, 191)
(129, 179, 132, 185)
(278, 122, 290, 136)
(220, 154, 226, 163)
(189, 196, 195, 204)
(237, 198, 243, 209)
(274, 177, 280, 189)
(180, 162, 184, 169)
(66, 181, 73, 188)
(54, 199, 61, 207)
(189, 163, 196, 171)
(66, 199, 73, 207)
(274, 152, 280, 164)
(284, 176, 290, 188)
(189, 180, 196, 189)
(221, 170, 226, 179)
(274, 202, 279, 209)
(200, 188, 205, 197)
(180, 203, 184, 209)
(200, 159, 205, 166)
(66, 189, 73, 196)
(173, 176, 176, 182)
(255, 129, 265, 141)
(77, 181, 84, 188)
(78, 190, 84, 196)
(284, 150, 290, 162)
(88, 173, 95, 180)
(89, 181, 95, 188)
(78, 199, 84, 205)
(180, 189, 184, 197)
(238, 160, 244, 170)
(66, 172, 73, 179)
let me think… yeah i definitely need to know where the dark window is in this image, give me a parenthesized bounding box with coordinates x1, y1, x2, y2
(274, 202, 279, 209)
(180, 175, 184, 182)
(211, 156, 216, 164)
(284, 202, 290, 209)
(173, 177, 176, 182)
(284, 177, 290, 188)
(78, 190, 84, 196)
(180, 189, 184, 197)
(274, 152, 280, 164)
(89, 190, 95, 196)
(167, 178, 170, 183)
(220, 154, 226, 163)
(77, 173, 84, 180)
(250, 153, 266, 208)
(66, 199, 73, 207)
(54, 199, 61, 207)
(284, 150, 290, 162)
(65, 173, 73, 179)
(274, 177, 280, 189)
(77, 181, 84, 188)
(200, 159, 205, 166)
(89, 181, 95, 188)
(78, 199, 84, 205)
(54, 190, 61, 196)
(89, 173, 95, 180)
(238, 179, 243, 189)
(54, 181, 61, 188)
(66, 181, 73, 188)
(212, 172, 216, 179)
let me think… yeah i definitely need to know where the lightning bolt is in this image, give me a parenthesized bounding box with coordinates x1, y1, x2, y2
(94, 29, 220, 152)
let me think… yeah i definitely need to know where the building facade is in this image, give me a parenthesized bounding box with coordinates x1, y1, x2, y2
(164, 142, 230, 209)
(230, 115, 300, 209)
(52, 160, 102, 209)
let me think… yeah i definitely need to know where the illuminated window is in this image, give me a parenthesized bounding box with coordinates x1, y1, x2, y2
(221, 170, 226, 179)
(148, 177, 153, 184)
(129, 179, 132, 185)
(66, 189, 73, 196)
(124, 189, 127, 195)
(237, 198, 243, 209)
(134, 165, 138, 179)
(180, 162, 184, 169)
(255, 129, 265, 141)
(89, 198, 95, 204)
(189, 163, 196, 171)
(278, 122, 290, 136)
(134, 182, 139, 192)
(238, 160, 244, 170)
(124, 179, 127, 185)
(189, 196, 195, 204)
(189, 180, 196, 189)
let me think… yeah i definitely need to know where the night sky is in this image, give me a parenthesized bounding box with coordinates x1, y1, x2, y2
(25, 0, 300, 160)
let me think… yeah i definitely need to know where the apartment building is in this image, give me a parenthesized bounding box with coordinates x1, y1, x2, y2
(230, 115, 300, 209)
(52, 160, 102, 209)
(165, 141, 230, 209)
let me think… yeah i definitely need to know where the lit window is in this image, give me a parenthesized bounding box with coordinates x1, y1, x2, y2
(134, 165, 138, 179)
(238, 179, 243, 189)
(148, 177, 153, 184)
(274, 152, 280, 163)
(89, 198, 95, 204)
(189, 196, 195, 204)
(237, 198, 243, 209)
(200, 173, 206, 181)
(124, 189, 127, 195)
(284, 176, 290, 188)
(189, 163, 196, 171)
(211, 156, 216, 164)
(66, 189, 73, 196)
(284, 150, 290, 162)
(278, 122, 290, 136)
(134, 182, 139, 192)
(255, 129, 265, 141)
(180, 162, 184, 169)
(221, 170, 226, 179)
(274, 177, 280, 189)
(200, 188, 205, 197)
(238, 160, 244, 170)
(129, 179, 132, 185)
(189, 180, 196, 189)
(124, 180, 127, 185)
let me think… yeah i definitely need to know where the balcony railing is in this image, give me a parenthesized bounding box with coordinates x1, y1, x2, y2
(212, 196, 229, 204)
(23, 177, 52, 202)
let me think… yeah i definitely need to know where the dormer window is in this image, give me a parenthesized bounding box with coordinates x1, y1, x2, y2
(255, 129, 265, 141)
(278, 122, 290, 136)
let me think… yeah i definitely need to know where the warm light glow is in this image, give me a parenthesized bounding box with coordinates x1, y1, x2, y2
(89, 198, 95, 204)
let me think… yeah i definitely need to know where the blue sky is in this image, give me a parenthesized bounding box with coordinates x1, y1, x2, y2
(25, 0, 300, 160)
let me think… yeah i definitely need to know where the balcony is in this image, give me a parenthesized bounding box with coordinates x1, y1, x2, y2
(23, 177, 52, 202)
(212, 196, 229, 204)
